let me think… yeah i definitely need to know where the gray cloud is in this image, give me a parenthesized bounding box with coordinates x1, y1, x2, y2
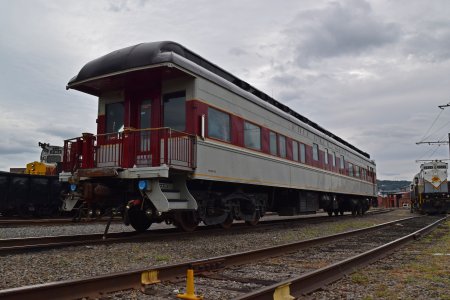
(107, 0, 149, 12)
(284, 0, 401, 66)
(229, 48, 248, 57)
(1, 0, 450, 180)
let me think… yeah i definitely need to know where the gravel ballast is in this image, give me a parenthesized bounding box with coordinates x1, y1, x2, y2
(0, 209, 434, 298)
(307, 217, 449, 300)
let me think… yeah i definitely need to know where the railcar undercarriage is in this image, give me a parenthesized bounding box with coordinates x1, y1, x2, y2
(61, 171, 373, 232)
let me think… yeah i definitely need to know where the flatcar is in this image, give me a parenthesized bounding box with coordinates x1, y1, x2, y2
(60, 41, 377, 231)
(410, 160, 450, 214)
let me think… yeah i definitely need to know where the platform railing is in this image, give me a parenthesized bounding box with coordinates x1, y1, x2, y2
(62, 128, 196, 172)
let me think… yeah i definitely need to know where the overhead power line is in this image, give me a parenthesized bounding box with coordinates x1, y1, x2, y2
(416, 101, 450, 160)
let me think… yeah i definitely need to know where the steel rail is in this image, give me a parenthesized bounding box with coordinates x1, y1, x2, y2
(0, 218, 122, 226)
(0, 210, 390, 254)
(0, 216, 416, 300)
(236, 215, 448, 300)
(0, 207, 391, 227)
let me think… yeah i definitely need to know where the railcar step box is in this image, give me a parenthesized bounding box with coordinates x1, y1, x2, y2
(142, 175, 197, 212)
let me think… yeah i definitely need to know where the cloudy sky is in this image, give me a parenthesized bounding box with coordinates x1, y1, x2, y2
(1, 0, 450, 180)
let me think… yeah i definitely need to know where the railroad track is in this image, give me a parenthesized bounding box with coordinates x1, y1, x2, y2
(0, 214, 444, 300)
(0, 208, 391, 227)
(0, 217, 122, 226)
(0, 209, 392, 254)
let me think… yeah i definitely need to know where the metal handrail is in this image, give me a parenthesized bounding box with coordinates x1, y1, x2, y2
(62, 128, 196, 172)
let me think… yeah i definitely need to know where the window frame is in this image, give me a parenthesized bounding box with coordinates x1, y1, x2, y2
(207, 106, 231, 142)
(243, 121, 261, 150)
(163, 91, 186, 132)
(278, 135, 287, 158)
(324, 148, 329, 165)
(313, 143, 319, 161)
(300, 143, 306, 163)
(292, 140, 299, 162)
(269, 131, 277, 156)
(105, 101, 125, 134)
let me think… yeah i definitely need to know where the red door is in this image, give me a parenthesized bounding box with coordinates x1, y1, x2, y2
(135, 90, 162, 167)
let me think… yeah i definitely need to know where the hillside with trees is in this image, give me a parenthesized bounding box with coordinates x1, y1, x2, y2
(377, 180, 411, 193)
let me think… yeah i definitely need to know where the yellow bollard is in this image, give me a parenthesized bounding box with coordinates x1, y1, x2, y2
(177, 268, 203, 300)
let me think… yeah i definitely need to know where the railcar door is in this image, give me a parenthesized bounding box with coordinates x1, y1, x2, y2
(135, 91, 162, 167)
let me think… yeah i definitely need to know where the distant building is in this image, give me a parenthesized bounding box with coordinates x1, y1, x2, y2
(377, 191, 411, 208)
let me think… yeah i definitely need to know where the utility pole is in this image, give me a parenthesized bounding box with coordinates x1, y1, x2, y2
(416, 102, 450, 158)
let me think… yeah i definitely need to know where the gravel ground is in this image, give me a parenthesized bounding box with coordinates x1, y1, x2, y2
(0, 211, 333, 239)
(0, 222, 135, 239)
(307, 216, 450, 300)
(0, 209, 415, 296)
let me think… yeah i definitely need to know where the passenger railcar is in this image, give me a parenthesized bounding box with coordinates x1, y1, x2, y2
(60, 41, 377, 231)
(410, 160, 450, 214)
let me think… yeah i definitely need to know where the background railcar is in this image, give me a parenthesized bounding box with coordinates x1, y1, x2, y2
(60, 41, 377, 231)
(0, 171, 61, 217)
(0, 143, 63, 218)
(410, 160, 450, 214)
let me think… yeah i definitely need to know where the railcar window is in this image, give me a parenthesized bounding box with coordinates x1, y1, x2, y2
(300, 143, 306, 163)
(340, 155, 345, 169)
(292, 141, 299, 161)
(332, 152, 336, 167)
(356, 166, 360, 177)
(106, 102, 124, 133)
(325, 148, 329, 164)
(244, 121, 261, 150)
(279, 135, 287, 158)
(313, 143, 319, 161)
(140, 99, 152, 151)
(163, 91, 186, 132)
(208, 107, 230, 142)
(349, 163, 354, 177)
(269, 131, 277, 155)
(437, 166, 447, 169)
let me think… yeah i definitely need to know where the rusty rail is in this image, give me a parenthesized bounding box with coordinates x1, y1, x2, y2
(236, 216, 447, 299)
(0, 216, 420, 300)
(0, 209, 392, 254)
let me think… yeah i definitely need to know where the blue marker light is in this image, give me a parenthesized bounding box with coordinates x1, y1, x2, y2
(70, 184, 77, 192)
(138, 180, 147, 190)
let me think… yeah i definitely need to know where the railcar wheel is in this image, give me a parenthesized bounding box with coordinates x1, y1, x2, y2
(174, 211, 199, 232)
(327, 210, 333, 217)
(127, 207, 152, 232)
(220, 214, 234, 229)
(17, 203, 32, 218)
(245, 219, 259, 226)
(245, 213, 260, 226)
(357, 205, 364, 216)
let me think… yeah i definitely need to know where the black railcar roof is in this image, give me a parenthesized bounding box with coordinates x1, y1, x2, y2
(68, 41, 370, 159)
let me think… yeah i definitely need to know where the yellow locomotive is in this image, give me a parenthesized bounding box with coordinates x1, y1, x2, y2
(25, 142, 63, 175)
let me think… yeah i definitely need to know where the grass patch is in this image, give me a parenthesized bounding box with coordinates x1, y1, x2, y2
(154, 254, 170, 262)
(350, 272, 369, 285)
